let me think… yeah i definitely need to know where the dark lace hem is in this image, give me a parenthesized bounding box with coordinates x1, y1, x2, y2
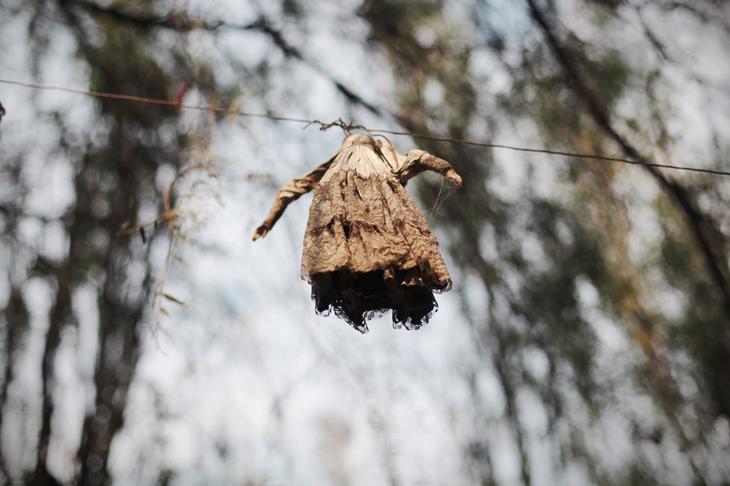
(309, 269, 440, 333)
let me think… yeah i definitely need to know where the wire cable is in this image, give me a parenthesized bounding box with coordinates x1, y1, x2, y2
(1, 78, 728, 177)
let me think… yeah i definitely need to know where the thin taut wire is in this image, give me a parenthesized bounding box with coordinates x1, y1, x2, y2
(2, 78, 729, 177)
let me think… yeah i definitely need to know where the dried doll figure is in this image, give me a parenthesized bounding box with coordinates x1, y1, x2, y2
(253, 133, 462, 332)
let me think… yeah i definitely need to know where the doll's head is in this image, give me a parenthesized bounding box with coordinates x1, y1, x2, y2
(341, 133, 376, 149)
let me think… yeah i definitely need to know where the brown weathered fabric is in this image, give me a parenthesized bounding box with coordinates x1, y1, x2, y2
(253, 134, 461, 332)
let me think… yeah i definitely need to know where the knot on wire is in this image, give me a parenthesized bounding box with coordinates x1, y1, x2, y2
(305, 117, 366, 134)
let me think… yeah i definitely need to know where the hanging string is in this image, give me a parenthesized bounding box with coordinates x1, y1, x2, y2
(1, 78, 729, 177)
(430, 178, 460, 218)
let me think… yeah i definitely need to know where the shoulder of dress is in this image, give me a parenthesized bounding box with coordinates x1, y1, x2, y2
(375, 139, 407, 170)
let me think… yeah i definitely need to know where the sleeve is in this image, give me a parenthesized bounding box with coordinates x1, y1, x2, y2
(396, 149, 462, 188)
(252, 158, 333, 241)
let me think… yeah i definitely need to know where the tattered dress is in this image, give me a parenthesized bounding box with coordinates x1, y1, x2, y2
(253, 134, 461, 332)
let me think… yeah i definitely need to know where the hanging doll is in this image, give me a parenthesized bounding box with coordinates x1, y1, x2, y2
(253, 133, 462, 332)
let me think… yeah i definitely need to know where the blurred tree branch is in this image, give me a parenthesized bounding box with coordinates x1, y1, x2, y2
(59, 0, 385, 116)
(524, 0, 730, 311)
(639, 0, 730, 33)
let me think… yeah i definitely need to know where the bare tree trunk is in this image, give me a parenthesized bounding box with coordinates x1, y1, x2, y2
(0, 288, 29, 482)
(72, 131, 154, 485)
(76, 298, 144, 486)
(30, 283, 68, 486)
(44, 2, 181, 482)
(31, 259, 75, 485)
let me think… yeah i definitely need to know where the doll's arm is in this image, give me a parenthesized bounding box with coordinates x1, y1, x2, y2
(252, 159, 333, 241)
(396, 150, 462, 188)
